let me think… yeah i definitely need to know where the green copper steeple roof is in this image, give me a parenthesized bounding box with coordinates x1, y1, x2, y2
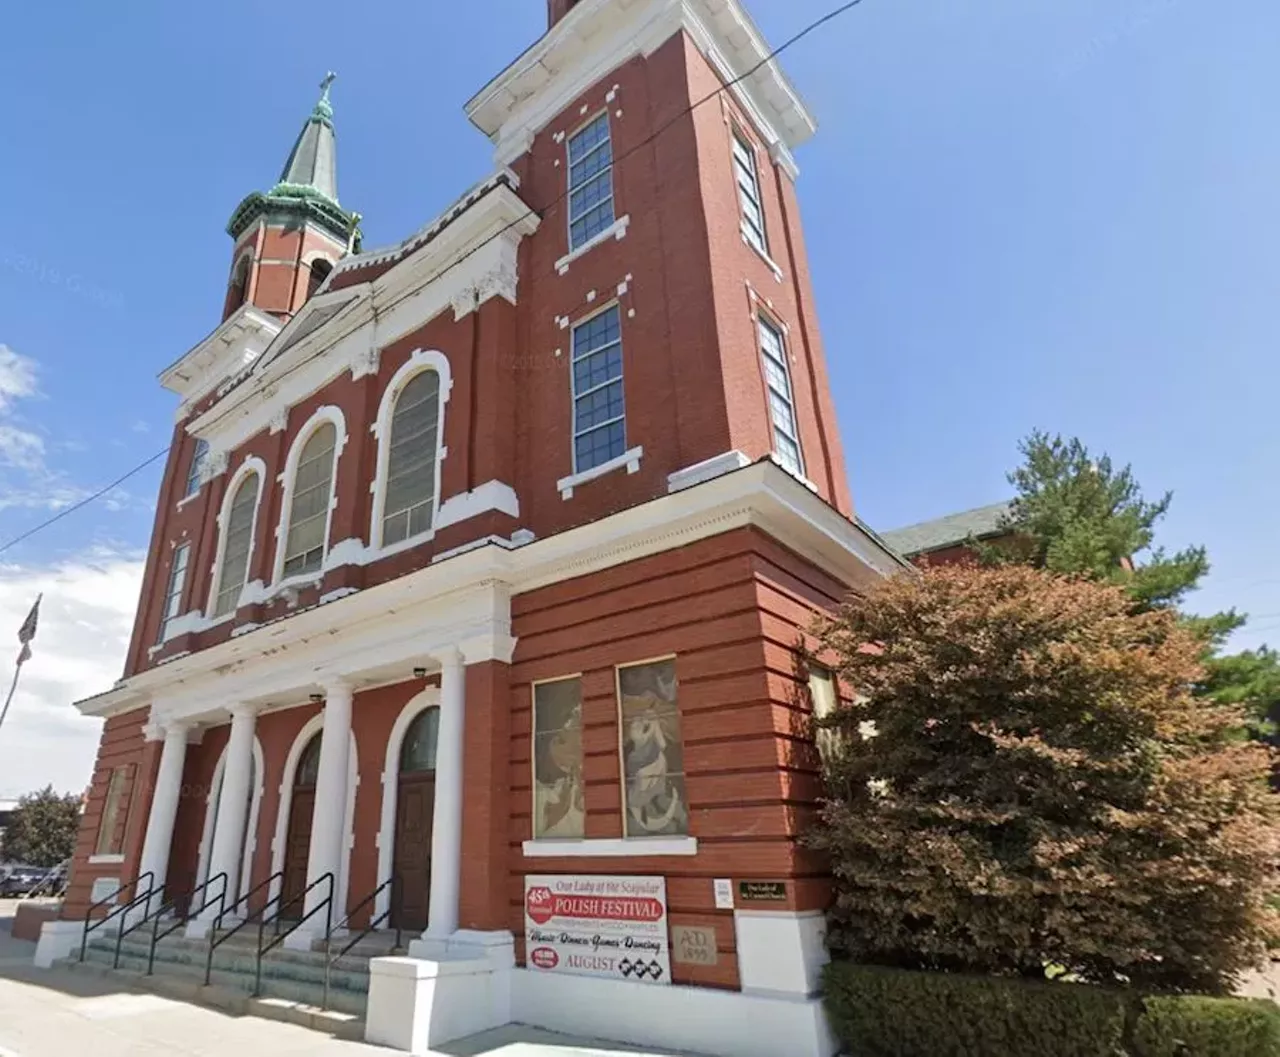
(226, 73, 359, 248)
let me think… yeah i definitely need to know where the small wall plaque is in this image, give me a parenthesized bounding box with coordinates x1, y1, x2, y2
(671, 925, 718, 967)
(737, 880, 788, 902)
(713, 878, 733, 910)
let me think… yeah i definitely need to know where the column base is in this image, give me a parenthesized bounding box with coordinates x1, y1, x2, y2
(34, 920, 88, 969)
(365, 930, 514, 1052)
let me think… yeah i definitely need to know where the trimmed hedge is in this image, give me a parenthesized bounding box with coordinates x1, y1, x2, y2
(823, 962, 1280, 1057)
(1133, 996, 1280, 1057)
(822, 963, 1128, 1057)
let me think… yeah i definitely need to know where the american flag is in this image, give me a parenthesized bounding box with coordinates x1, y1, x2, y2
(16, 594, 40, 666)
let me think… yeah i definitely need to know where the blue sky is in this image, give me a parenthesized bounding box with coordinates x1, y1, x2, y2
(0, 0, 1277, 791)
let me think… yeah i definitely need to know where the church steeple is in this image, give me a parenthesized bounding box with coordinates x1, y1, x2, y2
(221, 75, 361, 321)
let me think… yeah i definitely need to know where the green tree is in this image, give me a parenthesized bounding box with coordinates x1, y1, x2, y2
(992, 431, 1279, 735)
(810, 563, 1280, 994)
(1, 786, 81, 867)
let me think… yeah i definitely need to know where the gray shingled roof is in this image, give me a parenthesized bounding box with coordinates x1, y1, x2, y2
(880, 501, 1013, 557)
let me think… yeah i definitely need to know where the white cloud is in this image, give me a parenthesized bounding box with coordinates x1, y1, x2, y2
(0, 548, 144, 798)
(0, 346, 37, 410)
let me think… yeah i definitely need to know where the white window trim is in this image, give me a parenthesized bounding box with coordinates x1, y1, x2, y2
(271, 406, 347, 586)
(732, 128, 769, 256)
(184, 439, 210, 501)
(555, 214, 630, 275)
(368, 349, 453, 557)
(158, 543, 191, 644)
(566, 110, 617, 255)
(522, 837, 698, 858)
(207, 457, 267, 620)
(557, 446, 643, 500)
(741, 224, 785, 282)
(756, 315, 807, 482)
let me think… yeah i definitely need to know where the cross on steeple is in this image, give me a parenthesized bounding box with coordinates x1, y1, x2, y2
(320, 71, 337, 100)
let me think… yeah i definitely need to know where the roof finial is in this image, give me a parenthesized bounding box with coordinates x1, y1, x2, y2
(313, 71, 337, 122)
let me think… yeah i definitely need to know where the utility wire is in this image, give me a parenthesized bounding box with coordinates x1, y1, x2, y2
(0, 0, 867, 556)
(0, 448, 170, 556)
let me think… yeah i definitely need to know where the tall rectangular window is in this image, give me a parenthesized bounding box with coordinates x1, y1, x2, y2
(159, 543, 190, 642)
(94, 765, 134, 857)
(185, 439, 209, 498)
(733, 131, 768, 255)
(567, 113, 615, 251)
(618, 658, 689, 838)
(571, 305, 626, 473)
(758, 317, 804, 478)
(808, 664, 839, 762)
(532, 677, 585, 840)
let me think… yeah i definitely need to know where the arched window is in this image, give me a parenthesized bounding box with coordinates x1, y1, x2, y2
(213, 472, 260, 618)
(307, 259, 333, 300)
(282, 423, 338, 578)
(296, 734, 323, 788)
(227, 254, 251, 314)
(400, 708, 439, 775)
(185, 439, 210, 498)
(381, 371, 441, 547)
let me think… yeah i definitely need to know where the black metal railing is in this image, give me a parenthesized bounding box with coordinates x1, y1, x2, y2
(322, 875, 403, 1010)
(146, 872, 228, 975)
(79, 872, 155, 963)
(254, 873, 334, 997)
(204, 870, 283, 986)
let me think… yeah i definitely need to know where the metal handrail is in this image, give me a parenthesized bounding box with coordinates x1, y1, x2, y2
(79, 871, 155, 962)
(111, 884, 163, 969)
(254, 873, 334, 997)
(147, 872, 228, 975)
(322, 875, 403, 1010)
(24, 859, 69, 901)
(204, 870, 283, 986)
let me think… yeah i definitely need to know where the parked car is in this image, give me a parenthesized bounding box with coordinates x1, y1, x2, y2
(0, 865, 46, 897)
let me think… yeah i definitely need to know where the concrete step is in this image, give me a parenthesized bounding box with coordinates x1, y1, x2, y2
(75, 940, 369, 1017)
(59, 959, 364, 1041)
(90, 932, 375, 982)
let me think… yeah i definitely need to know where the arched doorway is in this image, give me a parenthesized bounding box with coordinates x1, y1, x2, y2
(281, 732, 322, 913)
(392, 708, 438, 931)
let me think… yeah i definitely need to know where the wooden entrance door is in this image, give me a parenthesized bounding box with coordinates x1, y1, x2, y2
(281, 733, 322, 916)
(391, 708, 439, 932)
(392, 774, 434, 931)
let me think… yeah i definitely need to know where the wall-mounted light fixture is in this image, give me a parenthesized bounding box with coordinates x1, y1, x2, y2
(309, 692, 324, 704)
(414, 667, 427, 680)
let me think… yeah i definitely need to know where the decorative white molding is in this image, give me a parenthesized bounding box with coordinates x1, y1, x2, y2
(554, 214, 631, 275)
(667, 450, 752, 493)
(270, 406, 347, 587)
(374, 688, 442, 920)
(88, 854, 125, 865)
(466, 0, 814, 175)
(521, 837, 698, 858)
(207, 456, 268, 621)
(75, 465, 906, 723)
(161, 306, 282, 421)
(367, 350, 453, 555)
(558, 446, 643, 500)
(268, 715, 357, 920)
(268, 407, 289, 435)
(436, 481, 520, 529)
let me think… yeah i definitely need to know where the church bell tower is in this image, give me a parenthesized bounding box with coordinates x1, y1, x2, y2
(221, 73, 361, 322)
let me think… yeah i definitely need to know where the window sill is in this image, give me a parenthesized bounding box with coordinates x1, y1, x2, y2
(88, 854, 125, 865)
(556, 214, 631, 275)
(557, 446, 643, 500)
(174, 487, 204, 513)
(741, 227, 784, 282)
(522, 837, 698, 858)
(768, 452, 820, 494)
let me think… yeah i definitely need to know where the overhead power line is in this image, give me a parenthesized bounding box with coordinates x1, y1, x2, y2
(0, 0, 867, 556)
(0, 448, 169, 557)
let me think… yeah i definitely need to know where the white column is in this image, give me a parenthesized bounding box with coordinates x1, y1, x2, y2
(302, 677, 353, 928)
(202, 704, 256, 918)
(137, 720, 189, 905)
(426, 648, 465, 940)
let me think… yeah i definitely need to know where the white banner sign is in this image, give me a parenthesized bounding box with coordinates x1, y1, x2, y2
(524, 874, 671, 985)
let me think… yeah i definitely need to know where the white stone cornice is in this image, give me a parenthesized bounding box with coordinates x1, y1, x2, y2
(466, 0, 815, 171)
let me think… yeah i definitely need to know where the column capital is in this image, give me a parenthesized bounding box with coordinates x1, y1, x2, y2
(227, 702, 257, 721)
(432, 645, 465, 669)
(318, 673, 354, 698)
(143, 717, 190, 742)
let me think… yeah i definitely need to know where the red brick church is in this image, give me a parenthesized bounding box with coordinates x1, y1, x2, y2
(36, 2, 915, 1054)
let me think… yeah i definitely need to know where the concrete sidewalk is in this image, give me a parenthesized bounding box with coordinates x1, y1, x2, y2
(0, 902, 696, 1057)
